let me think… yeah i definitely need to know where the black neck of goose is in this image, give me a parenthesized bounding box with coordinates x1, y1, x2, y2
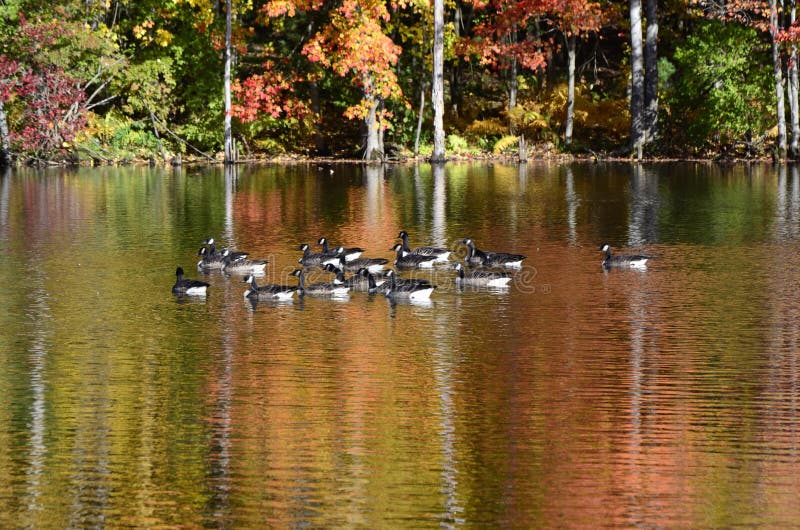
(209, 242, 217, 254)
(320, 240, 329, 253)
(395, 247, 405, 260)
(366, 272, 376, 289)
(249, 276, 259, 289)
(400, 233, 411, 252)
(388, 272, 397, 289)
(456, 266, 465, 279)
(295, 271, 305, 290)
(176, 270, 184, 281)
(466, 244, 475, 260)
(605, 248, 612, 260)
(335, 270, 345, 282)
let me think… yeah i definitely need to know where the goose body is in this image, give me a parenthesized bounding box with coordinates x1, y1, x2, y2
(291, 269, 350, 297)
(600, 243, 649, 268)
(335, 255, 389, 273)
(324, 263, 386, 291)
(391, 244, 437, 269)
(241, 274, 297, 300)
(298, 243, 340, 268)
(453, 263, 512, 287)
(318, 237, 363, 262)
(221, 250, 268, 274)
(462, 238, 526, 268)
(173, 267, 210, 296)
(397, 231, 451, 262)
(383, 270, 436, 300)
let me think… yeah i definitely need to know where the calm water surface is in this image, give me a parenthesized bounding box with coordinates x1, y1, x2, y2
(1, 162, 799, 528)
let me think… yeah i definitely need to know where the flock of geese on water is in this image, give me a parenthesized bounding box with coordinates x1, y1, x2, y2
(172, 232, 650, 302)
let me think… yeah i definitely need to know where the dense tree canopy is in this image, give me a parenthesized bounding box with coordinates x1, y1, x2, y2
(0, 0, 795, 163)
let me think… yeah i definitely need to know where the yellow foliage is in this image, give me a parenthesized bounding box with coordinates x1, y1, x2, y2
(465, 118, 506, 138)
(493, 135, 519, 154)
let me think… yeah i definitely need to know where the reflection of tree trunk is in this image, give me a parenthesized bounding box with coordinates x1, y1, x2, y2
(432, 0, 446, 162)
(644, 0, 658, 144)
(0, 100, 11, 167)
(629, 0, 645, 159)
(565, 34, 576, 146)
(770, 0, 788, 158)
(223, 0, 234, 164)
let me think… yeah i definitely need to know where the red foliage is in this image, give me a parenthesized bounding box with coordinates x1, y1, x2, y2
(232, 60, 311, 123)
(2, 14, 88, 157)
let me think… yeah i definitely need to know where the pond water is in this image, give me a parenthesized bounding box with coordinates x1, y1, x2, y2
(1, 161, 799, 528)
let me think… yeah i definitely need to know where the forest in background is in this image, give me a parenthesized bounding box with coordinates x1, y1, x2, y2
(0, 0, 798, 165)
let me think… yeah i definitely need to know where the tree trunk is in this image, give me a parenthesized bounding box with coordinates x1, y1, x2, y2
(363, 79, 382, 160)
(431, 0, 446, 163)
(790, 0, 800, 157)
(771, 0, 788, 158)
(629, 0, 645, 159)
(565, 34, 576, 146)
(415, 80, 426, 156)
(223, 0, 235, 164)
(0, 100, 11, 167)
(644, 0, 658, 144)
(509, 27, 518, 112)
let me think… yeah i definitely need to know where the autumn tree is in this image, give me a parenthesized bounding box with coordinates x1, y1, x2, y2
(553, 0, 603, 145)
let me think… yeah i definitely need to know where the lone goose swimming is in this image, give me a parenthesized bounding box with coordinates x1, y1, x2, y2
(599, 243, 649, 268)
(397, 231, 451, 262)
(241, 274, 297, 300)
(453, 263, 512, 287)
(318, 237, 363, 262)
(462, 238, 526, 268)
(291, 268, 350, 297)
(173, 267, 210, 296)
(391, 244, 437, 269)
(383, 270, 436, 300)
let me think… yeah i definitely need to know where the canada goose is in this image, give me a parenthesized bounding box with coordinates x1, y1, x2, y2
(461, 238, 526, 268)
(323, 263, 386, 291)
(599, 243, 649, 268)
(318, 237, 363, 262)
(203, 237, 248, 262)
(221, 249, 268, 274)
(291, 269, 350, 297)
(334, 255, 389, 273)
(453, 263, 512, 287)
(197, 246, 225, 270)
(397, 230, 450, 261)
(391, 244, 437, 269)
(241, 274, 297, 300)
(383, 270, 436, 300)
(298, 243, 340, 268)
(172, 267, 210, 296)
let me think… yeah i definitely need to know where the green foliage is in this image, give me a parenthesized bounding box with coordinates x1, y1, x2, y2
(75, 110, 163, 162)
(663, 20, 773, 155)
(446, 134, 470, 154)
